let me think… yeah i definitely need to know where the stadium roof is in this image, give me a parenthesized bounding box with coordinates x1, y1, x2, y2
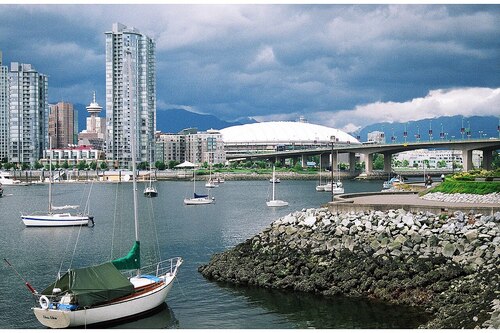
(220, 121, 359, 144)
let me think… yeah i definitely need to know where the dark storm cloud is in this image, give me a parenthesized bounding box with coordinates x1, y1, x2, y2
(1, 4, 498, 130)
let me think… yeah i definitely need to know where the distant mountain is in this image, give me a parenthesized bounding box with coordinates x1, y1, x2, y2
(355, 115, 499, 143)
(73, 104, 257, 133)
(156, 108, 257, 133)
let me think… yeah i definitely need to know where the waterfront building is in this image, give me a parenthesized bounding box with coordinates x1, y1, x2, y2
(78, 92, 106, 151)
(42, 145, 105, 167)
(49, 101, 77, 149)
(392, 149, 485, 169)
(8, 62, 48, 165)
(367, 131, 386, 144)
(156, 128, 225, 165)
(0, 51, 8, 161)
(105, 22, 156, 169)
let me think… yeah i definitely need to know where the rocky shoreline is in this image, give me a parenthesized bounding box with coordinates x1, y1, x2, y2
(199, 207, 500, 329)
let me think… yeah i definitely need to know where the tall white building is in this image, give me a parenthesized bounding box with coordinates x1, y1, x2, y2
(8, 62, 48, 164)
(105, 22, 156, 169)
(0, 51, 8, 161)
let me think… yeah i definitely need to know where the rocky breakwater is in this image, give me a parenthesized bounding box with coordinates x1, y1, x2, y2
(199, 208, 500, 329)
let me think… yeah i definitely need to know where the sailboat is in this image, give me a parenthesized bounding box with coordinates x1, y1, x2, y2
(329, 150, 344, 195)
(205, 164, 218, 188)
(266, 166, 288, 207)
(143, 144, 158, 197)
(21, 140, 94, 227)
(30, 48, 183, 328)
(316, 157, 326, 191)
(184, 167, 215, 205)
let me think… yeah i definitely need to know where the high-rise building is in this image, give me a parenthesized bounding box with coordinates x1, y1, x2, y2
(49, 101, 76, 149)
(0, 51, 8, 161)
(105, 22, 156, 168)
(8, 62, 48, 165)
(78, 92, 106, 150)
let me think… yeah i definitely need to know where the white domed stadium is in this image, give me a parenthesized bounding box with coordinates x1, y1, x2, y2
(220, 121, 360, 156)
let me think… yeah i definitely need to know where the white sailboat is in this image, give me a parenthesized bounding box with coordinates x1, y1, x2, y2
(143, 144, 158, 197)
(316, 157, 326, 191)
(266, 166, 288, 207)
(185, 168, 215, 205)
(205, 164, 219, 188)
(21, 141, 94, 227)
(30, 48, 182, 328)
(330, 150, 344, 195)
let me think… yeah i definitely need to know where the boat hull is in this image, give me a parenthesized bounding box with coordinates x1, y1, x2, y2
(144, 190, 158, 197)
(33, 275, 176, 328)
(266, 199, 288, 207)
(22, 214, 91, 227)
(183, 197, 214, 205)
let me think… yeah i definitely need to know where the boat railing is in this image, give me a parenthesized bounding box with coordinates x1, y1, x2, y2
(124, 257, 183, 279)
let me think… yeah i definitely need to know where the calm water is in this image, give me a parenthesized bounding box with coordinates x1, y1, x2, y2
(0, 178, 429, 329)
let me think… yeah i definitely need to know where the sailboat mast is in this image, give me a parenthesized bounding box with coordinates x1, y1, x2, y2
(127, 48, 139, 243)
(48, 138, 52, 214)
(272, 166, 275, 200)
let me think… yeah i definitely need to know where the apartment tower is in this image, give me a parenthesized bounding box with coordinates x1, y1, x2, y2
(8, 62, 48, 165)
(49, 101, 76, 149)
(0, 51, 8, 161)
(105, 22, 156, 168)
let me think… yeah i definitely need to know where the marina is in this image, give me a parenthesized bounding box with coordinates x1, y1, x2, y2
(0, 179, 429, 329)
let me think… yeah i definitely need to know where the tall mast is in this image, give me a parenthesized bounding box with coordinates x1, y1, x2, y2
(272, 166, 275, 200)
(48, 137, 52, 214)
(126, 48, 139, 242)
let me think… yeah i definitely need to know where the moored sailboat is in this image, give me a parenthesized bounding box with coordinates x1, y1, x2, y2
(266, 166, 288, 207)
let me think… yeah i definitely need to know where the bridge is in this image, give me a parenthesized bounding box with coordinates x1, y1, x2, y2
(226, 138, 500, 174)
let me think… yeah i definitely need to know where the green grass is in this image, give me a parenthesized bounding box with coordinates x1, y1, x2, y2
(430, 180, 500, 195)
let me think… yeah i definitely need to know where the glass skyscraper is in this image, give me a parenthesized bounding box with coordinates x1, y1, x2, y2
(105, 22, 156, 168)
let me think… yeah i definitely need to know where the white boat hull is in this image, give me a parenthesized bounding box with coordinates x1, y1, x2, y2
(315, 185, 326, 191)
(33, 274, 176, 328)
(22, 214, 92, 227)
(266, 199, 288, 207)
(183, 197, 214, 205)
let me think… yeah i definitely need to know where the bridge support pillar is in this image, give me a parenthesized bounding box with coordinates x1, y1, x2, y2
(363, 153, 373, 174)
(292, 157, 298, 168)
(383, 152, 392, 174)
(462, 149, 473, 171)
(331, 151, 338, 172)
(349, 152, 356, 173)
(320, 154, 329, 171)
(482, 149, 493, 170)
(301, 155, 307, 168)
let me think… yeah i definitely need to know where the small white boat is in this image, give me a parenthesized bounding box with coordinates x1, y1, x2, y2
(269, 177, 280, 183)
(184, 168, 215, 205)
(21, 140, 94, 227)
(267, 166, 288, 207)
(144, 145, 158, 197)
(205, 180, 219, 188)
(0, 171, 22, 185)
(184, 194, 215, 205)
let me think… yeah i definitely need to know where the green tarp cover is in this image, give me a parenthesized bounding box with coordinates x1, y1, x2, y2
(41, 262, 134, 308)
(112, 241, 141, 270)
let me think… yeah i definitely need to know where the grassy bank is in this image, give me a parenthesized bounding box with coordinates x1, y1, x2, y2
(429, 169, 500, 195)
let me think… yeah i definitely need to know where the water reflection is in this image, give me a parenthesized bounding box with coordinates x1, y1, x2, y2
(212, 281, 430, 329)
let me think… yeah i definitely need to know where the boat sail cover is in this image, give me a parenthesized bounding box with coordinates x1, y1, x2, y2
(111, 241, 141, 270)
(194, 193, 208, 198)
(41, 262, 134, 308)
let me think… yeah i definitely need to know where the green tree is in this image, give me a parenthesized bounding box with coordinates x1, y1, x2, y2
(34, 161, 43, 170)
(21, 162, 30, 170)
(155, 161, 166, 170)
(168, 160, 179, 169)
(437, 160, 447, 168)
(402, 160, 409, 167)
(89, 161, 97, 170)
(137, 161, 149, 170)
(100, 161, 109, 170)
(292, 161, 303, 172)
(61, 161, 69, 169)
(373, 154, 384, 170)
(77, 161, 88, 171)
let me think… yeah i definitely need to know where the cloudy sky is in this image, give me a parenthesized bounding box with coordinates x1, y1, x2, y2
(1, 4, 499, 132)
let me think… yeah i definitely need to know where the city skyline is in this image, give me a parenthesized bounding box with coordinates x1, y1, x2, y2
(1, 4, 499, 134)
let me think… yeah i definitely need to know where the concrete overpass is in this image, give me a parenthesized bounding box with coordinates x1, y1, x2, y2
(226, 138, 500, 173)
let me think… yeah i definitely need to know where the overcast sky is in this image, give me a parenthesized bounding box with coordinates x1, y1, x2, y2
(1, 4, 499, 132)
